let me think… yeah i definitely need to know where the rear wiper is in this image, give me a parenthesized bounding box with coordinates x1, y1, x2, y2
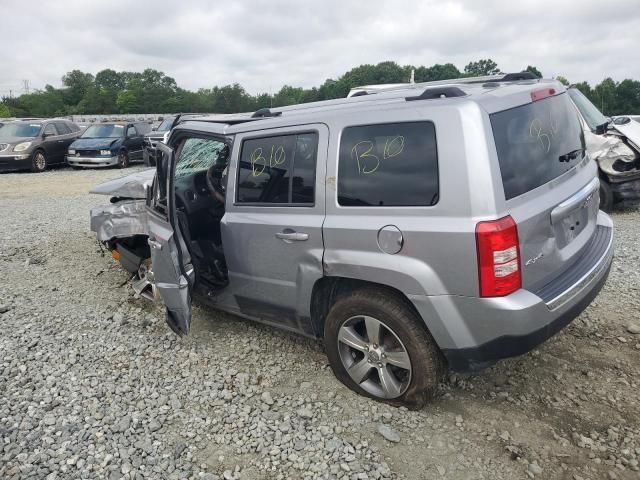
(559, 148, 585, 163)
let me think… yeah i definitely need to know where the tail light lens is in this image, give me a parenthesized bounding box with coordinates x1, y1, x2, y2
(476, 215, 521, 297)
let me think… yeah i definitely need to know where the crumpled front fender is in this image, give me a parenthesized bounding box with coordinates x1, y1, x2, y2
(90, 200, 148, 242)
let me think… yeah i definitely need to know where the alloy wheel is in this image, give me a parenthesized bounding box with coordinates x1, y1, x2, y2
(118, 152, 129, 168)
(34, 152, 46, 171)
(337, 315, 412, 399)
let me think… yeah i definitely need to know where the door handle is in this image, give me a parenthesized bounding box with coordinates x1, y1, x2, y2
(148, 239, 163, 250)
(57, 140, 64, 143)
(276, 230, 309, 242)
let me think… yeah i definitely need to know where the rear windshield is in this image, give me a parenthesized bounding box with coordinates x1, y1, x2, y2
(491, 92, 585, 200)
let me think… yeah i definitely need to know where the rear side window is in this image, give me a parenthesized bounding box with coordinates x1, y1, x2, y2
(237, 132, 318, 204)
(338, 122, 439, 206)
(491, 92, 586, 200)
(55, 122, 71, 135)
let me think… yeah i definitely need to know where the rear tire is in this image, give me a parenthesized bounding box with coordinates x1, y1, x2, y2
(324, 287, 444, 409)
(599, 179, 614, 212)
(31, 150, 47, 173)
(118, 151, 130, 169)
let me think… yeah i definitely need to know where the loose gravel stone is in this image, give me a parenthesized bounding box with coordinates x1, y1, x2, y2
(626, 323, 640, 334)
(377, 424, 401, 443)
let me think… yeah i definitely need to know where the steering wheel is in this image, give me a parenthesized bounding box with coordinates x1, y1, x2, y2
(206, 164, 226, 204)
(205, 144, 230, 205)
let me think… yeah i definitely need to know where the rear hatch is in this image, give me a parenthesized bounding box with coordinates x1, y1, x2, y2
(490, 89, 599, 291)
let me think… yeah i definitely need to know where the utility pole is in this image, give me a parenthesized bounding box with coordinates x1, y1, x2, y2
(22, 79, 30, 94)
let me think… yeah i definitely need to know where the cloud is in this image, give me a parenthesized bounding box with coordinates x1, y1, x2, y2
(1, 0, 639, 97)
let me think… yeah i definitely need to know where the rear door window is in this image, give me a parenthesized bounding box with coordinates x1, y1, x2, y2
(491, 92, 586, 200)
(338, 122, 439, 206)
(55, 122, 71, 135)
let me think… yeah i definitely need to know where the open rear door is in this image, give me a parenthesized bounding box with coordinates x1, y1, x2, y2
(146, 141, 194, 335)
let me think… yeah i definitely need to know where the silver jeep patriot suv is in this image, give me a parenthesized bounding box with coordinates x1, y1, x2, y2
(103, 75, 614, 407)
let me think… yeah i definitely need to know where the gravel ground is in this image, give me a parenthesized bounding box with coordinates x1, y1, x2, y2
(1, 167, 640, 480)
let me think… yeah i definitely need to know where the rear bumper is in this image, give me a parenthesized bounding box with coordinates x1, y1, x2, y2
(0, 154, 31, 172)
(67, 155, 118, 168)
(411, 212, 614, 372)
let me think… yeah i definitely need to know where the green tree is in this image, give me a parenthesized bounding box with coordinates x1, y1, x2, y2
(95, 69, 125, 91)
(593, 78, 617, 115)
(555, 76, 570, 86)
(62, 70, 95, 107)
(272, 85, 305, 107)
(525, 65, 542, 78)
(116, 90, 139, 113)
(464, 59, 500, 76)
(614, 79, 640, 114)
(6, 63, 640, 117)
(414, 63, 461, 82)
(0, 102, 10, 117)
(336, 61, 410, 97)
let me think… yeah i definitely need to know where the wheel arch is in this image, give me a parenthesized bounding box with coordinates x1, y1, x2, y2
(32, 146, 46, 156)
(310, 276, 429, 339)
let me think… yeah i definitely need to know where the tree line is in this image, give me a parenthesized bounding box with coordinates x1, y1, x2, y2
(1, 59, 638, 119)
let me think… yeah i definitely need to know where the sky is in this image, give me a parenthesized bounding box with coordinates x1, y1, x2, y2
(1, 0, 639, 97)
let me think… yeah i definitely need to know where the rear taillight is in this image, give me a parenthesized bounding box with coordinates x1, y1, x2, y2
(476, 215, 521, 297)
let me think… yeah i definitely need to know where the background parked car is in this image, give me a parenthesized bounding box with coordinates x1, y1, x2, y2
(67, 121, 151, 169)
(143, 115, 176, 166)
(0, 119, 81, 173)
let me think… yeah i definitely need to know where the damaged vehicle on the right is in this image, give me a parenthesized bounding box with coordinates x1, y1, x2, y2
(567, 87, 640, 211)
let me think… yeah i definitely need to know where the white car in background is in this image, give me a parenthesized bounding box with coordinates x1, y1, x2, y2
(567, 88, 640, 210)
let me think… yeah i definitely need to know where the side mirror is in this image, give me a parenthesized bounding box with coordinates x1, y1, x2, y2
(42, 131, 52, 139)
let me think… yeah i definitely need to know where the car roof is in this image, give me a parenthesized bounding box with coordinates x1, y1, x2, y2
(179, 75, 563, 135)
(90, 121, 131, 126)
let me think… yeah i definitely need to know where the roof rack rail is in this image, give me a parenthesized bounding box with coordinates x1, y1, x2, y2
(483, 72, 539, 83)
(405, 86, 466, 102)
(251, 108, 282, 118)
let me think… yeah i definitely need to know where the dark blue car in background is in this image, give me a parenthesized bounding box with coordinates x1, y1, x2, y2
(67, 121, 151, 168)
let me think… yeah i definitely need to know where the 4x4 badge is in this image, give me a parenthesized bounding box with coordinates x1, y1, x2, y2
(525, 252, 544, 266)
(581, 192, 593, 209)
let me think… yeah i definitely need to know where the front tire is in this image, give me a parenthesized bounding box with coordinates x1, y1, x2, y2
(117, 151, 130, 169)
(599, 178, 614, 212)
(324, 287, 444, 408)
(31, 150, 47, 173)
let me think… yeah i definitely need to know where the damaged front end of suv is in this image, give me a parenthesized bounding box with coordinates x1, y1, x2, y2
(568, 87, 640, 210)
(89, 168, 155, 300)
